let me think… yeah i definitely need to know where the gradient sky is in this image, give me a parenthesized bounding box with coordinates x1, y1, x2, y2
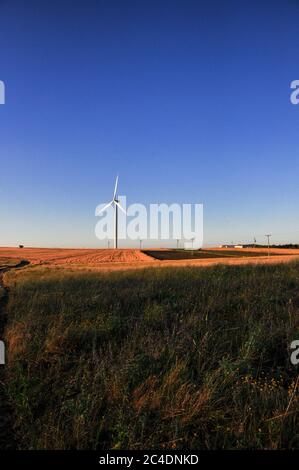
(1, 0, 299, 248)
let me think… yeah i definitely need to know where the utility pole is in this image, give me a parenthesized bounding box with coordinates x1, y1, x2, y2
(265, 234, 271, 256)
(139, 239, 142, 250)
(108, 240, 110, 249)
(176, 239, 179, 249)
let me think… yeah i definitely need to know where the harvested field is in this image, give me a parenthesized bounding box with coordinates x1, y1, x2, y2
(0, 248, 155, 266)
(50, 249, 156, 265)
(0, 247, 299, 271)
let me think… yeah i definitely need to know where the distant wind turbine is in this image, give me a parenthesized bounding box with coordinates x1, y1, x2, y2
(97, 176, 126, 249)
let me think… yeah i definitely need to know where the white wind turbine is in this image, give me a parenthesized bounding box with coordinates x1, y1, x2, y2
(97, 175, 126, 249)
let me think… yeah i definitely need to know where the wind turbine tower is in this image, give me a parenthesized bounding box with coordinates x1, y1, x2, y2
(97, 176, 126, 249)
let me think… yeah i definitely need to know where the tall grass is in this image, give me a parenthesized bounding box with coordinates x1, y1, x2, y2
(4, 262, 299, 449)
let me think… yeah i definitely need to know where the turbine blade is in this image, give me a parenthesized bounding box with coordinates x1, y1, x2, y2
(113, 175, 119, 200)
(95, 201, 113, 215)
(115, 201, 126, 214)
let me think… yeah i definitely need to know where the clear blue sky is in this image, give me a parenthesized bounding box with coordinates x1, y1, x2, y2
(1, 0, 299, 247)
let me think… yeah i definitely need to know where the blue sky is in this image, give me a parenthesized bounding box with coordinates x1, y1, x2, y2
(0, 0, 299, 247)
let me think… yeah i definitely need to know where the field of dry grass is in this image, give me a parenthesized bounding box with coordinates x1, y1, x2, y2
(2, 261, 299, 449)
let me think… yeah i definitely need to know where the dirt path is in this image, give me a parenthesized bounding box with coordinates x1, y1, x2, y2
(0, 261, 29, 449)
